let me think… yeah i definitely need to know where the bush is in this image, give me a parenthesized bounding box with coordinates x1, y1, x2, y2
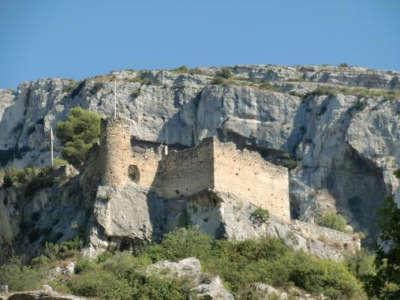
(346, 250, 376, 280)
(216, 68, 233, 79)
(130, 89, 140, 99)
(24, 167, 54, 197)
(250, 207, 270, 224)
(43, 237, 82, 261)
(289, 252, 363, 298)
(0, 257, 44, 291)
(316, 211, 348, 232)
(3, 174, 13, 188)
(2, 167, 24, 188)
(211, 76, 225, 85)
(67, 270, 134, 299)
(145, 227, 214, 262)
(67, 251, 190, 299)
(11, 228, 364, 298)
(172, 65, 189, 73)
(53, 158, 68, 168)
(56, 107, 101, 167)
(74, 258, 97, 274)
(346, 250, 376, 296)
(142, 228, 363, 298)
(0, 166, 55, 196)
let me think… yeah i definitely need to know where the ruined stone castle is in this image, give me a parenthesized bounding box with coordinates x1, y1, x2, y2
(100, 118, 290, 222)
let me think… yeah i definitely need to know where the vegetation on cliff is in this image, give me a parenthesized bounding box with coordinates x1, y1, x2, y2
(371, 196, 400, 299)
(56, 107, 101, 167)
(0, 228, 366, 299)
(316, 211, 348, 233)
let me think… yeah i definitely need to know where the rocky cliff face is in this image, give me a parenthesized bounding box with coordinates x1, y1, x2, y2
(0, 65, 399, 240)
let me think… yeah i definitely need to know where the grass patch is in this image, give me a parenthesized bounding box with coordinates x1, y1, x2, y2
(250, 207, 270, 224)
(316, 211, 348, 232)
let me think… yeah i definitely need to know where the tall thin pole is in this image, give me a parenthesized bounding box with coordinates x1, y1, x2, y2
(113, 79, 117, 119)
(50, 127, 54, 167)
(164, 117, 168, 156)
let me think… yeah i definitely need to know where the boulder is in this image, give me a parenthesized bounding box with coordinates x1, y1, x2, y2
(146, 257, 234, 300)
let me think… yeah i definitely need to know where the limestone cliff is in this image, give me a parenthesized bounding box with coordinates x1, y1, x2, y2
(0, 64, 399, 243)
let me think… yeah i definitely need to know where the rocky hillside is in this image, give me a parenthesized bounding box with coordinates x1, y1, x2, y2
(1, 64, 400, 239)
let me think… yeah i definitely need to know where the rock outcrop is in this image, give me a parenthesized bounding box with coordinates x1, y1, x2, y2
(0, 285, 86, 300)
(0, 166, 89, 264)
(146, 257, 234, 300)
(85, 180, 358, 260)
(187, 190, 359, 260)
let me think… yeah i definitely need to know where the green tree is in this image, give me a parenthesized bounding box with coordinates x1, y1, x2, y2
(57, 107, 101, 167)
(373, 196, 400, 299)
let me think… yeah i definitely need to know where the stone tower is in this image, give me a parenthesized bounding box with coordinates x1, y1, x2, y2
(100, 118, 133, 187)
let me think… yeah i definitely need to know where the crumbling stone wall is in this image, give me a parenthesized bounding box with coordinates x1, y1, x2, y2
(157, 138, 290, 222)
(156, 138, 214, 198)
(213, 140, 290, 222)
(131, 144, 162, 189)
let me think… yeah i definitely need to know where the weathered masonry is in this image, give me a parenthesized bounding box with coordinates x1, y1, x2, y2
(100, 118, 290, 222)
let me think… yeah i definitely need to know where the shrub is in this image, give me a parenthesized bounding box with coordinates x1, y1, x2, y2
(172, 65, 189, 73)
(346, 250, 376, 280)
(394, 169, 400, 179)
(144, 227, 213, 262)
(2, 166, 42, 189)
(102, 252, 151, 275)
(12, 228, 364, 298)
(138, 275, 189, 300)
(3, 174, 13, 188)
(216, 68, 233, 79)
(53, 158, 68, 168)
(67, 270, 134, 299)
(43, 237, 82, 261)
(74, 258, 97, 274)
(142, 228, 364, 298)
(0, 257, 44, 291)
(24, 167, 54, 197)
(0, 166, 55, 196)
(56, 107, 101, 167)
(62, 81, 79, 94)
(345, 250, 376, 296)
(90, 82, 103, 94)
(316, 211, 348, 232)
(289, 252, 363, 298)
(67, 251, 189, 299)
(250, 208, 270, 224)
(211, 76, 225, 85)
(130, 89, 140, 99)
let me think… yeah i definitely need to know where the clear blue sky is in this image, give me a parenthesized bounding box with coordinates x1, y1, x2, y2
(0, 0, 399, 89)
